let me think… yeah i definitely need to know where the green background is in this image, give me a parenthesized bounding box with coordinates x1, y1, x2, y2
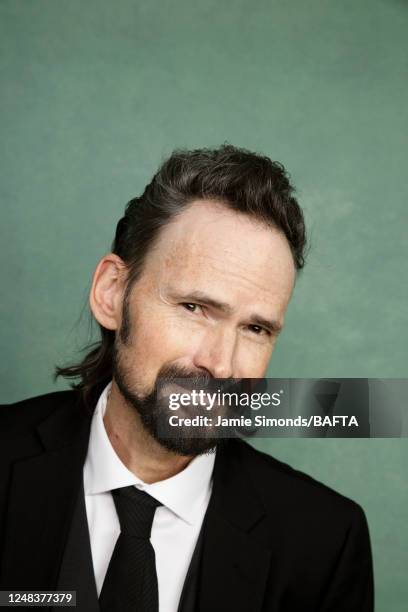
(1, 1, 407, 609)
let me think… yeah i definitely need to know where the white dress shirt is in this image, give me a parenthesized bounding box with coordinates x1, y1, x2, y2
(83, 381, 215, 612)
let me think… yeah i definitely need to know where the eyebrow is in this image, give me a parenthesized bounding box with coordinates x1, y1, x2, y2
(169, 290, 284, 335)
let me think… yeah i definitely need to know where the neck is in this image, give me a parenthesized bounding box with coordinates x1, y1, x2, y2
(103, 380, 192, 484)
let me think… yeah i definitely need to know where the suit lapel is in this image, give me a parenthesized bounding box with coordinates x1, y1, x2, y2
(198, 441, 271, 612)
(1, 393, 92, 590)
(55, 479, 100, 612)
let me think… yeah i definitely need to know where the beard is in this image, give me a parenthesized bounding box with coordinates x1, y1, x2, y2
(111, 330, 243, 457)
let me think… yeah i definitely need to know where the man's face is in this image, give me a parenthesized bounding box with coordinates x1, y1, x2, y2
(111, 199, 296, 455)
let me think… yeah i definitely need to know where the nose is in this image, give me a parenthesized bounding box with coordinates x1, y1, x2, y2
(192, 327, 236, 379)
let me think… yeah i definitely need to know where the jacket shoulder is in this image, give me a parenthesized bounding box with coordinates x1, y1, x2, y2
(0, 389, 80, 435)
(233, 438, 365, 520)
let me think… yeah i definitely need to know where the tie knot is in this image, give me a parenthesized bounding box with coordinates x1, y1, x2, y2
(111, 486, 162, 539)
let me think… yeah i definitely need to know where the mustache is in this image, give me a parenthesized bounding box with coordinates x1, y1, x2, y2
(155, 363, 250, 396)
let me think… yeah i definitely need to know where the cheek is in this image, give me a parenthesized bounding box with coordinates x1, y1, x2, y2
(235, 339, 275, 378)
(148, 315, 202, 354)
(127, 310, 204, 375)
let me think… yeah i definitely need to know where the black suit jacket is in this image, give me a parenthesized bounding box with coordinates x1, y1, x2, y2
(0, 389, 374, 611)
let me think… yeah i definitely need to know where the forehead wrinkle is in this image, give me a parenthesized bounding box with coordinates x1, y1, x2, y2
(157, 260, 286, 318)
(160, 245, 288, 298)
(205, 259, 272, 295)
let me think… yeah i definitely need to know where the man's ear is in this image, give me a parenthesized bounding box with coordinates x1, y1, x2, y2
(89, 254, 128, 330)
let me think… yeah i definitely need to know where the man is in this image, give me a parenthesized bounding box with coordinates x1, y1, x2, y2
(0, 145, 374, 611)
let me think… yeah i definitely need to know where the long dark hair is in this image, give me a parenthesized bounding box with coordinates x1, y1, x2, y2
(55, 144, 307, 410)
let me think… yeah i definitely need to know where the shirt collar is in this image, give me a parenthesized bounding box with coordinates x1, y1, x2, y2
(83, 381, 216, 525)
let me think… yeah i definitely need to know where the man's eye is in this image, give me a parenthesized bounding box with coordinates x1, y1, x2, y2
(182, 303, 200, 313)
(248, 325, 270, 336)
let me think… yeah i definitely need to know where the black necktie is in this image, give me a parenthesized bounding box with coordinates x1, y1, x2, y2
(99, 486, 163, 612)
